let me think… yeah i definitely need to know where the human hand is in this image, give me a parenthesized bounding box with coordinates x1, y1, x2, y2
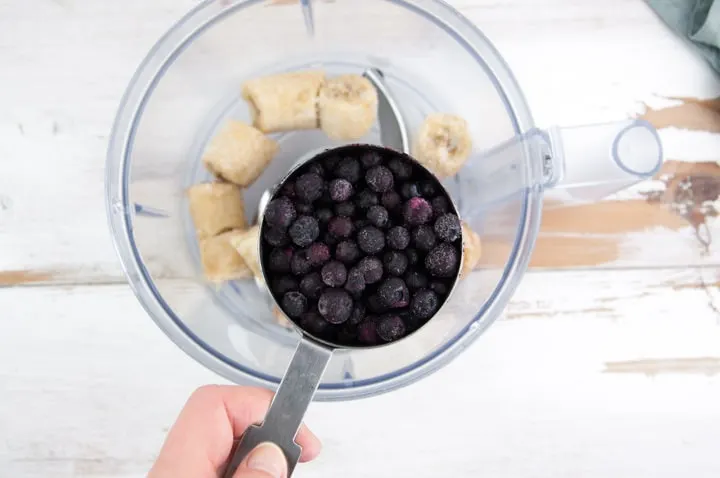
(149, 385, 321, 478)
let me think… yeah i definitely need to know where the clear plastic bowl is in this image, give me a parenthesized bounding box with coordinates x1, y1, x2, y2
(106, 0, 539, 401)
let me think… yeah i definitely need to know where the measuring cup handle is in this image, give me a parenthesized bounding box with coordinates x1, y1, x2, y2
(222, 339, 333, 478)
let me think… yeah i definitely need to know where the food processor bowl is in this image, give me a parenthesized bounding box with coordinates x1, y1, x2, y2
(106, 0, 659, 400)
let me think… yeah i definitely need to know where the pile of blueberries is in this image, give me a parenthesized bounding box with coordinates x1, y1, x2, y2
(260, 145, 462, 347)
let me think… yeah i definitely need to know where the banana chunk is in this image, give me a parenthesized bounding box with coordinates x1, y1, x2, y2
(230, 225, 263, 283)
(199, 230, 252, 282)
(272, 305, 293, 328)
(242, 70, 325, 133)
(460, 221, 482, 278)
(413, 113, 472, 177)
(318, 74, 378, 140)
(187, 182, 246, 239)
(202, 120, 278, 187)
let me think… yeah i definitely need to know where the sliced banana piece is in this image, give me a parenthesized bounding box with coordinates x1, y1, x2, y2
(272, 305, 294, 329)
(413, 113, 472, 177)
(460, 221, 482, 278)
(318, 74, 378, 140)
(202, 120, 278, 187)
(187, 182, 246, 239)
(242, 70, 325, 133)
(229, 225, 263, 284)
(199, 230, 252, 282)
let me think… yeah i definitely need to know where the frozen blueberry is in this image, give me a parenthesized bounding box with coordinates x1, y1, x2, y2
(334, 201, 356, 218)
(290, 249, 312, 276)
(336, 240, 360, 264)
(281, 291, 308, 318)
(323, 233, 338, 247)
(384, 251, 408, 276)
(354, 219, 369, 231)
(321, 261, 347, 287)
(300, 311, 329, 336)
(264, 227, 290, 247)
(411, 289, 440, 320)
(280, 181, 296, 199)
(323, 155, 340, 171)
(430, 281, 449, 296)
(367, 294, 388, 314)
(318, 289, 353, 324)
(329, 178, 354, 202)
(334, 157, 361, 183)
(360, 151, 383, 168)
(264, 197, 296, 229)
(295, 202, 314, 216)
(308, 162, 326, 178)
(431, 196, 450, 217)
(315, 208, 333, 224)
(357, 320, 379, 345)
(307, 242, 330, 267)
(387, 226, 410, 250)
(268, 247, 292, 273)
(318, 189, 333, 205)
(289, 216, 319, 247)
(403, 197, 433, 225)
(381, 191, 402, 212)
(377, 315, 407, 342)
(367, 205, 389, 228)
(405, 269, 429, 290)
(412, 225, 437, 251)
(272, 276, 298, 296)
(366, 165, 394, 193)
(434, 213, 461, 242)
(357, 226, 385, 254)
(418, 180, 437, 197)
(345, 267, 366, 296)
(401, 182, 421, 199)
(300, 272, 324, 300)
(349, 303, 367, 326)
(425, 243, 459, 278)
(355, 189, 379, 210)
(328, 216, 353, 238)
(405, 248, 420, 266)
(399, 310, 421, 332)
(378, 277, 410, 308)
(295, 172, 324, 203)
(388, 158, 413, 180)
(357, 256, 383, 284)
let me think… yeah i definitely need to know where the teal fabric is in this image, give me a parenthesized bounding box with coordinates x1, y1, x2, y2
(647, 0, 720, 73)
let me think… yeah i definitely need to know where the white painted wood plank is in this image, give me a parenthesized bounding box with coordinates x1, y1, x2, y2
(2, 268, 720, 477)
(0, 0, 719, 281)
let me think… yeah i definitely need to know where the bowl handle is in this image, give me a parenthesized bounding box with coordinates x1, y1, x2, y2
(455, 120, 663, 220)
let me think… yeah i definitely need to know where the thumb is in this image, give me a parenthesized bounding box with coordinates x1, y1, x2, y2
(233, 442, 288, 478)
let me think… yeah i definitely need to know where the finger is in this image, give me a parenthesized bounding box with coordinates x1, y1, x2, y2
(208, 386, 322, 463)
(233, 442, 287, 478)
(152, 386, 321, 476)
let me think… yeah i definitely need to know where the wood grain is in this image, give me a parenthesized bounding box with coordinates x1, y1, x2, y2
(2, 0, 720, 476)
(1, 268, 719, 477)
(604, 357, 720, 376)
(0, 0, 719, 281)
(640, 96, 720, 133)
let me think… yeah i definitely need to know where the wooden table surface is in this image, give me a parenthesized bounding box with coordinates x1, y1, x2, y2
(2, 0, 720, 476)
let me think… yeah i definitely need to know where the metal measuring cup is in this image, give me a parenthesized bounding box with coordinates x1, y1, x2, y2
(223, 144, 464, 477)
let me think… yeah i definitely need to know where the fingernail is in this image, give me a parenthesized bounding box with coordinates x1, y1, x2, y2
(246, 442, 287, 478)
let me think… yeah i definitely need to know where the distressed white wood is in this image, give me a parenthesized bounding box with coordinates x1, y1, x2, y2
(1, 0, 720, 279)
(2, 0, 720, 477)
(2, 269, 720, 477)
